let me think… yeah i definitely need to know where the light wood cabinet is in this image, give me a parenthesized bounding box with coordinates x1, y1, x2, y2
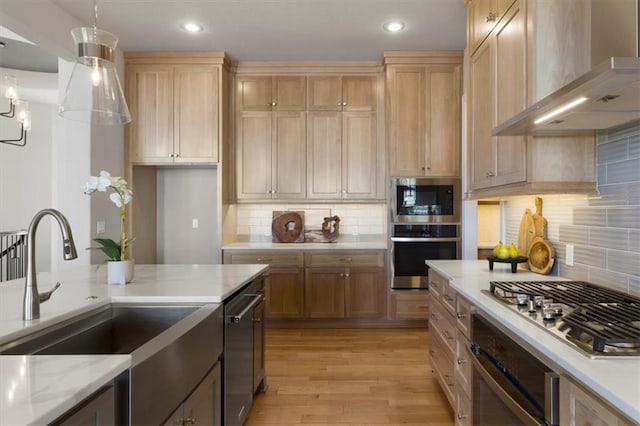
(307, 76, 376, 111)
(236, 76, 306, 111)
(223, 251, 305, 320)
(305, 268, 347, 318)
(469, 2, 526, 191)
(560, 375, 633, 426)
(126, 57, 224, 164)
(465, 0, 596, 198)
(236, 110, 306, 199)
(428, 270, 474, 424)
(385, 54, 462, 177)
(388, 291, 429, 320)
(467, 0, 516, 55)
(306, 111, 377, 199)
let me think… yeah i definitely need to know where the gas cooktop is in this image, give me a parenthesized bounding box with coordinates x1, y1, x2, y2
(488, 280, 640, 358)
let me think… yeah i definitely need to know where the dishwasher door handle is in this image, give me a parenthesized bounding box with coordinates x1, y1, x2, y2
(229, 294, 263, 324)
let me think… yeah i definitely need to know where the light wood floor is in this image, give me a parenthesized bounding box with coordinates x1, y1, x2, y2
(246, 328, 454, 426)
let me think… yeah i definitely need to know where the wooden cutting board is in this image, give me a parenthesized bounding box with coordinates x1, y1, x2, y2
(527, 237, 555, 274)
(517, 208, 535, 259)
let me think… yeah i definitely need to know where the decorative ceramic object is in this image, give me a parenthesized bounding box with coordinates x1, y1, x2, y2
(107, 259, 134, 285)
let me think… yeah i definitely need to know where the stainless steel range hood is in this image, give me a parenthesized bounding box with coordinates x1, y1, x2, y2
(493, 57, 640, 136)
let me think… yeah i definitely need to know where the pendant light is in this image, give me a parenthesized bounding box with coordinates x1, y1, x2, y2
(58, 0, 131, 125)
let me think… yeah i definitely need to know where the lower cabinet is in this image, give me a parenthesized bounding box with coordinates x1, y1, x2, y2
(560, 375, 634, 426)
(55, 386, 115, 426)
(164, 363, 222, 426)
(224, 249, 386, 322)
(388, 290, 429, 320)
(428, 270, 473, 424)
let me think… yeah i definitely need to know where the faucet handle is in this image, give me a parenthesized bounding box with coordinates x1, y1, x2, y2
(39, 282, 61, 303)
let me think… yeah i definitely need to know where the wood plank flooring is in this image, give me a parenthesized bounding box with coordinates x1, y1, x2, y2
(246, 328, 454, 426)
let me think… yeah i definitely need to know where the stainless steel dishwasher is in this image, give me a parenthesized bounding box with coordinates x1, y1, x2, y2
(224, 279, 264, 426)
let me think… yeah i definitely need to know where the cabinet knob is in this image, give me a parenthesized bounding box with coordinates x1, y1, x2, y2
(271, 101, 277, 106)
(457, 312, 466, 319)
(342, 101, 347, 106)
(169, 154, 174, 158)
(486, 11, 497, 22)
(457, 357, 467, 365)
(345, 273, 350, 277)
(184, 417, 196, 425)
(457, 413, 467, 420)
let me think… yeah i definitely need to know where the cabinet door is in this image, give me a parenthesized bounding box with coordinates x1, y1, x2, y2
(469, 41, 495, 190)
(345, 267, 384, 318)
(493, 1, 526, 186)
(272, 76, 306, 111)
(127, 64, 174, 164)
(342, 112, 377, 199)
(387, 66, 425, 176)
(183, 364, 222, 426)
(174, 65, 219, 163)
(57, 386, 115, 426)
(560, 375, 633, 426)
(307, 76, 342, 111)
(342, 76, 376, 111)
(272, 111, 306, 199)
(265, 268, 305, 319)
(468, 0, 498, 54)
(306, 112, 342, 199)
(236, 111, 272, 199)
(424, 65, 461, 177)
(305, 268, 345, 318)
(237, 76, 272, 110)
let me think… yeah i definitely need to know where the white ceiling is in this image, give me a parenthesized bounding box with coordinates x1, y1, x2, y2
(2, 0, 467, 72)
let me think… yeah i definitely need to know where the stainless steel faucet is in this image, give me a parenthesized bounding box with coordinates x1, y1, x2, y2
(23, 208, 78, 320)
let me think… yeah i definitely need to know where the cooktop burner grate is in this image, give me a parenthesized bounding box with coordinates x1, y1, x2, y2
(489, 281, 640, 356)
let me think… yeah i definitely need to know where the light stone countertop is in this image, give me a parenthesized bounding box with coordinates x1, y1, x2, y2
(0, 263, 267, 425)
(426, 260, 640, 423)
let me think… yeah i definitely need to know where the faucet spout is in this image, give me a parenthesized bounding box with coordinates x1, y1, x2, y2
(23, 209, 78, 321)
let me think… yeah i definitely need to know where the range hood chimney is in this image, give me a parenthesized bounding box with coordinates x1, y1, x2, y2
(494, 0, 640, 137)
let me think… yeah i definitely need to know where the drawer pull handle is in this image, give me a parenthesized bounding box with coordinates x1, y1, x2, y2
(256, 258, 272, 262)
(457, 312, 466, 319)
(457, 413, 467, 420)
(340, 257, 352, 262)
(430, 313, 438, 321)
(443, 330, 453, 340)
(443, 294, 454, 302)
(457, 357, 467, 365)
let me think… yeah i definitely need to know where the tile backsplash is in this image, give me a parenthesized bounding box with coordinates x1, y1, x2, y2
(236, 203, 387, 239)
(503, 124, 640, 295)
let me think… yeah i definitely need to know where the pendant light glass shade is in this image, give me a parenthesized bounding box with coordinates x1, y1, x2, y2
(59, 27, 131, 125)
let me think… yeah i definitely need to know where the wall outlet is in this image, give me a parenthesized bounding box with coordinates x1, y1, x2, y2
(96, 221, 105, 235)
(566, 244, 574, 266)
(192, 218, 199, 229)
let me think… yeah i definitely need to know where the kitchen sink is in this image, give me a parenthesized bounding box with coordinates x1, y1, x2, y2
(0, 302, 224, 425)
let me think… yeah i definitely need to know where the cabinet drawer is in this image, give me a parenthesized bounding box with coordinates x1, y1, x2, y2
(428, 270, 448, 301)
(389, 291, 429, 320)
(430, 327, 455, 408)
(455, 386, 472, 426)
(305, 251, 383, 267)
(455, 332, 472, 398)
(224, 251, 304, 267)
(441, 281, 456, 315)
(456, 295, 472, 339)
(430, 298, 456, 355)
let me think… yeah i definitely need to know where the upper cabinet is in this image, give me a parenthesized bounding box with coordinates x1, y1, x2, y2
(236, 76, 306, 111)
(385, 52, 463, 177)
(307, 76, 376, 111)
(125, 53, 230, 165)
(234, 66, 383, 202)
(465, 0, 597, 199)
(468, 0, 516, 55)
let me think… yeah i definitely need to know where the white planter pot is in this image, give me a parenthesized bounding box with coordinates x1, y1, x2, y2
(107, 259, 134, 285)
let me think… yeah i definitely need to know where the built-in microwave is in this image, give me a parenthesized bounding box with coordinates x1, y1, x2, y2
(391, 178, 460, 223)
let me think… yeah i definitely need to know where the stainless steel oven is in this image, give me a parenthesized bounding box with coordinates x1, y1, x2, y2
(391, 177, 460, 223)
(471, 313, 560, 425)
(390, 224, 459, 289)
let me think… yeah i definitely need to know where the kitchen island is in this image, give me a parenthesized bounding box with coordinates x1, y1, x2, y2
(0, 263, 267, 425)
(426, 260, 640, 424)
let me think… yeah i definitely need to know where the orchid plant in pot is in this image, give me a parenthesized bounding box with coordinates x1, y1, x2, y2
(84, 170, 134, 284)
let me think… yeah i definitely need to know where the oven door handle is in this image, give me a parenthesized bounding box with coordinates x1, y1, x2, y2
(469, 351, 541, 426)
(390, 237, 459, 242)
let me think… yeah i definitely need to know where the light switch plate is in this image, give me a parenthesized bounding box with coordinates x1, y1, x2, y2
(97, 221, 105, 235)
(566, 244, 574, 266)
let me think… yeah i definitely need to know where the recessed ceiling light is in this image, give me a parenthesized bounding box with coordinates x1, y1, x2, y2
(383, 21, 405, 32)
(181, 22, 203, 33)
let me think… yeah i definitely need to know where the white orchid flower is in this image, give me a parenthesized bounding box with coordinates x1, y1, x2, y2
(109, 192, 124, 208)
(122, 189, 133, 205)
